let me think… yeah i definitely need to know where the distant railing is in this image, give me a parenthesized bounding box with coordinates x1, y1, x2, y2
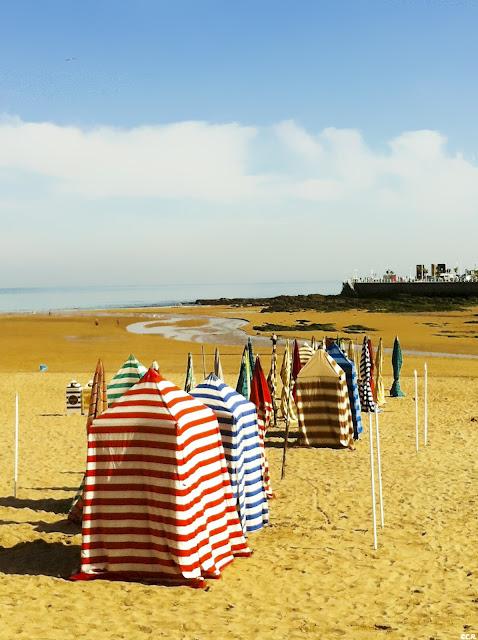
(350, 276, 478, 284)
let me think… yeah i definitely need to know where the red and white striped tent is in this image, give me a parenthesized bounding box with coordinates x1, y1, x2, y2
(295, 349, 354, 449)
(72, 368, 250, 588)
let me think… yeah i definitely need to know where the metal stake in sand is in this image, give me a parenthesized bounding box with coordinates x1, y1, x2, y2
(368, 412, 378, 550)
(374, 408, 384, 528)
(14, 393, 19, 498)
(424, 363, 428, 446)
(201, 344, 206, 379)
(414, 369, 419, 453)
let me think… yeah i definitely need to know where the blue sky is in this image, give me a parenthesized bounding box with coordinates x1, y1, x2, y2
(1, 1, 478, 286)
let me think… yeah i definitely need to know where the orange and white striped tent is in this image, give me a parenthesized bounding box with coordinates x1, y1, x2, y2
(295, 349, 354, 449)
(72, 368, 250, 588)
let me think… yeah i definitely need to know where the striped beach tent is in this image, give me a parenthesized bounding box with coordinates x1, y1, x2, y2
(73, 368, 250, 587)
(295, 349, 354, 448)
(299, 341, 315, 367)
(359, 337, 376, 412)
(184, 352, 195, 393)
(192, 374, 269, 534)
(250, 356, 273, 498)
(326, 342, 363, 439)
(107, 354, 147, 405)
(280, 340, 297, 421)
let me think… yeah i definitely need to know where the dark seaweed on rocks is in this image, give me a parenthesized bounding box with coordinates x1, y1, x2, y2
(195, 294, 478, 313)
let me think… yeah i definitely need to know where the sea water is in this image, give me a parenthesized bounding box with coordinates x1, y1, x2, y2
(0, 281, 342, 313)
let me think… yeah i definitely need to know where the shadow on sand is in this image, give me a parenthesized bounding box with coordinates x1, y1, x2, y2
(0, 518, 80, 535)
(0, 540, 80, 577)
(0, 496, 72, 514)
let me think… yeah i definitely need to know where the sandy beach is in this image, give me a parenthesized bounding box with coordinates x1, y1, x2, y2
(0, 305, 477, 640)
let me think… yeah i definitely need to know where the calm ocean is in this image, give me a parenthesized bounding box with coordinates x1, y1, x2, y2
(0, 281, 343, 313)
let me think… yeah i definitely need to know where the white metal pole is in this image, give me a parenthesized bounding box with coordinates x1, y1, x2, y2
(424, 363, 428, 446)
(14, 393, 19, 498)
(374, 408, 384, 528)
(414, 369, 419, 453)
(368, 413, 378, 550)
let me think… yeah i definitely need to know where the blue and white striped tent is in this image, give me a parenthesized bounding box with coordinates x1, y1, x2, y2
(327, 342, 363, 439)
(191, 374, 269, 535)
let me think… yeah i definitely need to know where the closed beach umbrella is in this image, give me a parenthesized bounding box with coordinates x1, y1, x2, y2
(68, 358, 107, 523)
(367, 338, 376, 398)
(184, 352, 196, 392)
(390, 336, 406, 397)
(247, 337, 255, 376)
(375, 337, 386, 406)
(214, 347, 224, 380)
(280, 340, 297, 421)
(250, 356, 274, 498)
(359, 336, 376, 412)
(267, 334, 278, 427)
(236, 346, 251, 399)
(292, 339, 302, 381)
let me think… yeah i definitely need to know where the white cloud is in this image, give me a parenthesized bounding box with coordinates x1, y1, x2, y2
(1, 115, 478, 286)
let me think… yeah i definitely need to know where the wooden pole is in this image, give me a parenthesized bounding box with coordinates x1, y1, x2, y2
(280, 349, 294, 480)
(14, 393, 19, 498)
(414, 369, 419, 453)
(424, 363, 428, 446)
(201, 344, 206, 379)
(374, 408, 384, 528)
(368, 413, 378, 550)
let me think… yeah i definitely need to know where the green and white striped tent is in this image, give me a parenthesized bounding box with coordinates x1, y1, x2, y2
(107, 353, 147, 405)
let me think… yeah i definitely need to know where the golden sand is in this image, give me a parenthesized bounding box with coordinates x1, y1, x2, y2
(0, 307, 477, 639)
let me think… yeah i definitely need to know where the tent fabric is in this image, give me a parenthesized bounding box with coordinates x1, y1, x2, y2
(390, 336, 406, 397)
(74, 368, 250, 587)
(280, 340, 297, 421)
(374, 338, 386, 406)
(298, 342, 315, 366)
(295, 349, 354, 448)
(184, 352, 196, 393)
(326, 343, 363, 440)
(359, 337, 376, 412)
(192, 374, 269, 534)
(249, 356, 273, 498)
(68, 359, 107, 524)
(214, 348, 224, 380)
(107, 354, 147, 405)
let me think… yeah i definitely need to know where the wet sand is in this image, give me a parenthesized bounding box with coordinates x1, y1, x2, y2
(0, 305, 477, 639)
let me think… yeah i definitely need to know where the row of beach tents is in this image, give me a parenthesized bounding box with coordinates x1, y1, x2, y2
(68, 334, 405, 587)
